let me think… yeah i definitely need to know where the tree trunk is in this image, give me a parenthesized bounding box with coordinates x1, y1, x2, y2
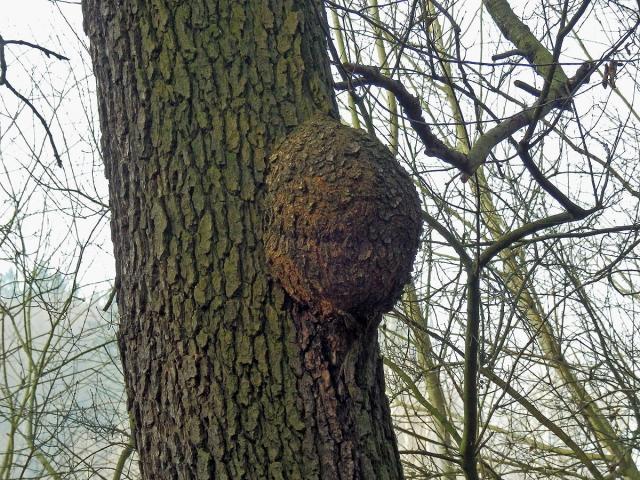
(82, 1, 403, 478)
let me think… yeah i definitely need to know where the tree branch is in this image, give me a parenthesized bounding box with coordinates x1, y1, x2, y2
(0, 35, 68, 168)
(466, 10, 638, 178)
(516, 144, 592, 217)
(479, 212, 575, 267)
(491, 49, 525, 61)
(2, 39, 69, 61)
(399, 315, 607, 480)
(482, 0, 568, 82)
(422, 210, 472, 267)
(3, 81, 63, 168)
(335, 63, 471, 173)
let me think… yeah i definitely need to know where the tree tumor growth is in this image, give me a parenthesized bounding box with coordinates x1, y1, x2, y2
(265, 115, 422, 318)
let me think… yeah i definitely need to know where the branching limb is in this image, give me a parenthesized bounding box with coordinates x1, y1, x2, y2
(479, 212, 581, 267)
(335, 63, 472, 173)
(467, 6, 637, 178)
(520, 0, 592, 145)
(516, 144, 591, 217)
(400, 315, 607, 480)
(1, 39, 69, 61)
(422, 210, 472, 267)
(482, 0, 569, 82)
(3, 82, 63, 168)
(0, 35, 69, 168)
(465, 60, 596, 178)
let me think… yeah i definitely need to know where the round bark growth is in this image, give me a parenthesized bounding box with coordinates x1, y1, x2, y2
(265, 115, 423, 317)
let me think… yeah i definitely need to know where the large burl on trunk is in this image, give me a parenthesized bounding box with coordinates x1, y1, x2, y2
(83, 0, 418, 478)
(265, 114, 422, 318)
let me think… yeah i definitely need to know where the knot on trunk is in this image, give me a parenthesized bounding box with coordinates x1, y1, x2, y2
(265, 115, 422, 317)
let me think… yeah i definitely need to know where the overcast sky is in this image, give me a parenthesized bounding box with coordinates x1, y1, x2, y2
(2, 1, 113, 292)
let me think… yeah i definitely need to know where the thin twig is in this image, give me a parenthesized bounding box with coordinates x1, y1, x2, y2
(0, 35, 69, 167)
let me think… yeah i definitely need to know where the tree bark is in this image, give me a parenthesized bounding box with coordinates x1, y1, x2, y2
(82, 1, 403, 478)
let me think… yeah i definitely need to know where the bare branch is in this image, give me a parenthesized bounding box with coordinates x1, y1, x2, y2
(336, 63, 472, 173)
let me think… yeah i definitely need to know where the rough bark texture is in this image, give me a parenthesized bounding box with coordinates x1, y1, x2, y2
(82, 1, 404, 478)
(265, 115, 422, 318)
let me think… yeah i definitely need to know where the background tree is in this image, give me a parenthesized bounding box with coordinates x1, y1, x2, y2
(0, 13, 130, 479)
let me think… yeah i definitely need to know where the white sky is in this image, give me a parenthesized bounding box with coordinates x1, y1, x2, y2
(1, 1, 114, 292)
